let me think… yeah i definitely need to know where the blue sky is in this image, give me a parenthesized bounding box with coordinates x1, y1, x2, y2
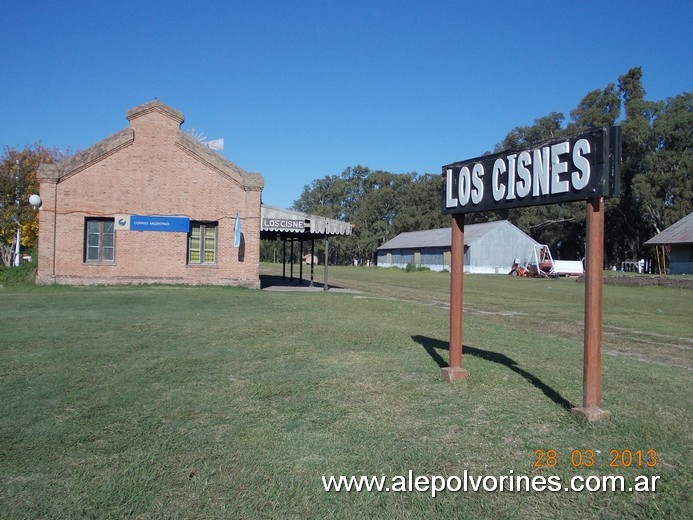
(2, 0, 691, 209)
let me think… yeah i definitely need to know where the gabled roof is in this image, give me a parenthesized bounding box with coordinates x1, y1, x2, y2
(37, 100, 264, 190)
(37, 128, 134, 183)
(175, 130, 263, 190)
(377, 220, 534, 250)
(644, 213, 693, 245)
(378, 227, 451, 249)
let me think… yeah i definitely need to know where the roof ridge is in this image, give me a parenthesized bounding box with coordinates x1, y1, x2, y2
(126, 100, 184, 124)
(377, 220, 532, 250)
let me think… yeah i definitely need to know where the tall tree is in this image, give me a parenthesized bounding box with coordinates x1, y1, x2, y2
(293, 173, 348, 220)
(494, 112, 566, 152)
(633, 92, 692, 235)
(0, 144, 59, 266)
(290, 67, 691, 268)
(613, 66, 662, 259)
(566, 82, 621, 262)
(394, 174, 449, 234)
(493, 112, 589, 258)
(567, 84, 621, 132)
(294, 166, 420, 265)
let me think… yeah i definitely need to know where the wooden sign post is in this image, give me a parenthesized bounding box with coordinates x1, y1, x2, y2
(441, 213, 469, 382)
(441, 127, 621, 421)
(572, 197, 609, 420)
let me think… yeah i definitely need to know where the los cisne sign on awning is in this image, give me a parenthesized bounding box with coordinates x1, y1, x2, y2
(442, 126, 621, 215)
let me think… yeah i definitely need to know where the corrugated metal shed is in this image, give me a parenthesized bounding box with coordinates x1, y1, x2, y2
(644, 213, 693, 245)
(643, 213, 693, 275)
(377, 220, 539, 274)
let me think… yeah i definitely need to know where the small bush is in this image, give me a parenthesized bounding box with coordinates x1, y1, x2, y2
(404, 263, 430, 273)
(0, 263, 36, 285)
(0, 244, 38, 285)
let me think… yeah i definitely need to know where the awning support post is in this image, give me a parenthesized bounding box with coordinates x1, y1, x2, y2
(309, 239, 315, 287)
(323, 233, 329, 291)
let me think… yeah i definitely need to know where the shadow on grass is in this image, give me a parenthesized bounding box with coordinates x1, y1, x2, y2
(260, 274, 347, 291)
(412, 335, 574, 412)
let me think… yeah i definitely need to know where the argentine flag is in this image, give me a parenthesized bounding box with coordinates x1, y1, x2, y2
(234, 213, 242, 247)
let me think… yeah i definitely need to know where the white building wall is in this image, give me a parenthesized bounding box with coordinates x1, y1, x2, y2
(467, 222, 538, 274)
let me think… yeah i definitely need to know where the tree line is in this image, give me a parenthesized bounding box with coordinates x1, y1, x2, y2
(286, 67, 691, 267)
(2, 67, 690, 269)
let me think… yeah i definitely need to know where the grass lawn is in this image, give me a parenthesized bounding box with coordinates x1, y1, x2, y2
(1, 265, 691, 518)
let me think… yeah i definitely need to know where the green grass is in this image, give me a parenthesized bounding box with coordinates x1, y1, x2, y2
(0, 267, 691, 519)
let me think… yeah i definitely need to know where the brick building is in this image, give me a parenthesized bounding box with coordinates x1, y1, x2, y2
(36, 100, 264, 287)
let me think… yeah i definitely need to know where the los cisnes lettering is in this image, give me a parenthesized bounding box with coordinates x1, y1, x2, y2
(446, 138, 591, 208)
(263, 219, 304, 229)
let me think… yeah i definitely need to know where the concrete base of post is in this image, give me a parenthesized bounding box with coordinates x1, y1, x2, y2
(441, 367, 469, 382)
(572, 406, 610, 422)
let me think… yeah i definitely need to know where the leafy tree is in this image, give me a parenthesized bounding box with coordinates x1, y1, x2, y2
(493, 68, 688, 265)
(394, 174, 449, 234)
(351, 170, 412, 264)
(293, 173, 347, 220)
(633, 92, 692, 234)
(567, 83, 621, 132)
(491, 112, 585, 258)
(294, 166, 418, 264)
(606, 66, 659, 260)
(289, 67, 691, 268)
(494, 112, 566, 152)
(0, 144, 59, 266)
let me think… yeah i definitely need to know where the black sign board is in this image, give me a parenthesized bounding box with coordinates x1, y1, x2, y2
(442, 126, 621, 215)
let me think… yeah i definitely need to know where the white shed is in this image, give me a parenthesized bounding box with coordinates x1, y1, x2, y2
(377, 220, 539, 274)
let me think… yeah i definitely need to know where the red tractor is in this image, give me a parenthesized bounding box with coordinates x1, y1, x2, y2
(509, 245, 559, 278)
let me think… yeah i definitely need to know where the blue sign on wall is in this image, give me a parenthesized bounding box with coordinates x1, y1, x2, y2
(128, 215, 190, 232)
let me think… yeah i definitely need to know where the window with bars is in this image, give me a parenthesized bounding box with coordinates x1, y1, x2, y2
(85, 218, 115, 262)
(188, 222, 217, 264)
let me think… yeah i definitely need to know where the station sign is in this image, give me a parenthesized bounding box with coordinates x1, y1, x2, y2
(442, 126, 621, 215)
(261, 218, 306, 231)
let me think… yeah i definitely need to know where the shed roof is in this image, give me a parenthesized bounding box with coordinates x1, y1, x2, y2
(377, 220, 528, 250)
(644, 213, 693, 245)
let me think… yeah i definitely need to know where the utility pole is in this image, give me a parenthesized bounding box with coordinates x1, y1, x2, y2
(14, 160, 21, 267)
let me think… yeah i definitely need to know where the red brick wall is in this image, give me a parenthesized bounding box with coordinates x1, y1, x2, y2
(37, 104, 263, 287)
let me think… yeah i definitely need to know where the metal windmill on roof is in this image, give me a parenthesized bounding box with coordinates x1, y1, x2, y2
(184, 128, 224, 152)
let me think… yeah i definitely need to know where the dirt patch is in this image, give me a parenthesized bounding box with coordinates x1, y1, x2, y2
(576, 275, 693, 288)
